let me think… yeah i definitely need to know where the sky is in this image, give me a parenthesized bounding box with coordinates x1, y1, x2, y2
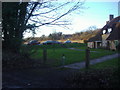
(23, 0, 119, 38)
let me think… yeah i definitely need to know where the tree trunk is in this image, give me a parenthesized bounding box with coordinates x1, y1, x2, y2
(2, 2, 28, 53)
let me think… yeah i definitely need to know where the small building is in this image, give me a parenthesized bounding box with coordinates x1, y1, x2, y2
(87, 30, 102, 48)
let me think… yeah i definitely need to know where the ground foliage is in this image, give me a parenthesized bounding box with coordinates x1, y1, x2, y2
(65, 68, 119, 88)
(2, 50, 38, 71)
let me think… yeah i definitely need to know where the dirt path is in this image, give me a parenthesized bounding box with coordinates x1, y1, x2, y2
(63, 53, 120, 69)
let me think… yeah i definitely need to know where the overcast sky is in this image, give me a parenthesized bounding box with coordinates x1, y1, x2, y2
(23, 0, 119, 38)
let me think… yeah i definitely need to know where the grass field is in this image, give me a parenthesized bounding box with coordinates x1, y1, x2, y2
(21, 43, 118, 67)
(90, 58, 119, 69)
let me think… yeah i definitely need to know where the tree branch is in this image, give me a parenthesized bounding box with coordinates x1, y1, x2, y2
(32, 2, 70, 16)
(27, 1, 84, 28)
(26, 0, 85, 32)
(25, 2, 39, 25)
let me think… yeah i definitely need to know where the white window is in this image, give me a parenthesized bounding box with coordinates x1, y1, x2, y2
(108, 28, 112, 33)
(103, 30, 106, 34)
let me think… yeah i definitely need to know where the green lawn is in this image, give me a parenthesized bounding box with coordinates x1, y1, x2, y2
(21, 43, 117, 67)
(76, 47, 117, 60)
(90, 49, 117, 60)
(90, 58, 119, 69)
(30, 48, 86, 66)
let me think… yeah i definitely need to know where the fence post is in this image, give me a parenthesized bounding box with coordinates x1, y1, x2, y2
(62, 54, 65, 66)
(85, 48, 90, 69)
(43, 48, 47, 64)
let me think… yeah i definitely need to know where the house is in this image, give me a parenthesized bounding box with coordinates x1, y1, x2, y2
(101, 15, 120, 50)
(87, 30, 102, 48)
(88, 15, 120, 50)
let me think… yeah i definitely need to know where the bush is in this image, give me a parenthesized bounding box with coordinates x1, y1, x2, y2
(2, 50, 35, 71)
(116, 43, 120, 51)
(65, 68, 119, 88)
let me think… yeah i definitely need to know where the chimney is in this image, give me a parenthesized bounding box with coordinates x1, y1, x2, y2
(109, 14, 114, 21)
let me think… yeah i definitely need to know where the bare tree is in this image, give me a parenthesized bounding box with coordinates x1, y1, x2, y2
(27, 0, 85, 26)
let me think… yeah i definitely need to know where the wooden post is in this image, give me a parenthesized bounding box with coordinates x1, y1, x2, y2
(62, 54, 65, 66)
(43, 48, 47, 64)
(85, 48, 90, 69)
